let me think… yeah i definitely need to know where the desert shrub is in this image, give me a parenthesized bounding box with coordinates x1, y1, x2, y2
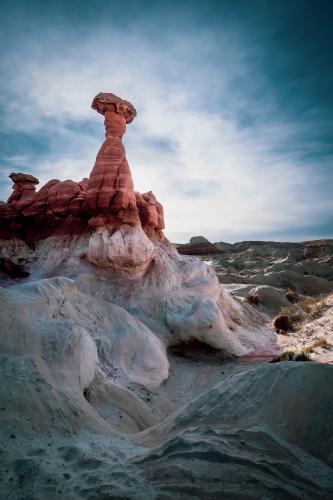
(285, 289, 299, 304)
(278, 294, 328, 328)
(298, 297, 314, 314)
(297, 295, 328, 318)
(270, 350, 311, 363)
(278, 306, 304, 326)
(294, 351, 312, 361)
(309, 301, 328, 319)
(245, 293, 261, 306)
(270, 350, 295, 362)
(312, 337, 330, 348)
(279, 306, 291, 316)
(305, 337, 332, 353)
(297, 295, 317, 312)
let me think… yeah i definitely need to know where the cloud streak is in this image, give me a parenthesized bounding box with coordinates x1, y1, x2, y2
(0, 1, 332, 242)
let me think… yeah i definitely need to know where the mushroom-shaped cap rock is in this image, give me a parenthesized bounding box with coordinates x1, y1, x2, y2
(9, 172, 39, 184)
(91, 92, 137, 123)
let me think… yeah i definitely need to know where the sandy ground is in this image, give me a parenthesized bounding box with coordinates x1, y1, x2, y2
(125, 353, 270, 420)
(0, 248, 332, 498)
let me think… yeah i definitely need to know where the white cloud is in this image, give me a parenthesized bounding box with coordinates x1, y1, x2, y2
(0, 25, 331, 242)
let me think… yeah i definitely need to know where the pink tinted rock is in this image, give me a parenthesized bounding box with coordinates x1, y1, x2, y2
(91, 92, 137, 123)
(8, 172, 39, 211)
(14, 190, 37, 211)
(0, 92, 166, 242)
(47, 180, 81, 216)
(136, 191, 165, 230)
(7, 172, 39, 210)
(7, 189, 22, 204)
(9, 173, 39, 185)
(69, 191, 87, 217)
(78, 178, 89, 191)
(23, 180, 61, 216)
(86, 93, 138, 223)
(0, 202, 20, 221)
(88, 225, 156, 276)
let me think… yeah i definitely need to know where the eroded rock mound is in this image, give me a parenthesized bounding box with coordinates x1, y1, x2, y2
(134, 363, 333, 497)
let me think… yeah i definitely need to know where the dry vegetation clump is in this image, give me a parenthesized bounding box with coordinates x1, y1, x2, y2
(270, 350, 312, 363)
(278, 306, 304, 328)
(278, 294, 329, 329)
(245, 294, 262, 306)
(284, 288, 299, 304)
(304, 337, 332, 353)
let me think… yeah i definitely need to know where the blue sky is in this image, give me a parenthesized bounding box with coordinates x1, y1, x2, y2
(0, 0, 332, 243)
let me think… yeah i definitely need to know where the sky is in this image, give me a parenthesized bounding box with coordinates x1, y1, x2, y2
(0, 0, 332, 243)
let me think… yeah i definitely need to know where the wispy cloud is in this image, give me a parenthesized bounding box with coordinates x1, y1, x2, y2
(0, 3, 332, 242)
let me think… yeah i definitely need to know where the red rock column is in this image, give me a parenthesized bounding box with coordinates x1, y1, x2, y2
(86, 93, 138, 223)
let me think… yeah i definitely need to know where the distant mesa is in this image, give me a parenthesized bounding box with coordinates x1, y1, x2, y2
(190, 236, 210, 245)
(177, 235, 220, 255)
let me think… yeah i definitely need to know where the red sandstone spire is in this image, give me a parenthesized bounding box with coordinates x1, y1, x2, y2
(86, 93, 138, 225)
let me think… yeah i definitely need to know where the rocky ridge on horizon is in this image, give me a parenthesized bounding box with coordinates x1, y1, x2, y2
(177, 236, 333, 297)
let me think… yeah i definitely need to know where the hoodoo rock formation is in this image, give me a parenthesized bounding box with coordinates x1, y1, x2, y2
(0, 92, 164, 244)
(0, 91, 277, 358)
(86, 93, 138, 220)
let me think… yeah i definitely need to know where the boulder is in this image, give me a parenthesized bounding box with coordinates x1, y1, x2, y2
(0, 257, 30, 278)
(273, 315, 290, 332)
(246, 285, 291, 316)
(88, 225, 156, 276)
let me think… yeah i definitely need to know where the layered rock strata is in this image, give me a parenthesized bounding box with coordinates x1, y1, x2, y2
(0, 92, 164, 243)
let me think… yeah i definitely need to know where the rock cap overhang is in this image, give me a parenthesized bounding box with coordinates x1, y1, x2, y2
(91, 92, 137, 124)
(9, 172, 39, 185)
